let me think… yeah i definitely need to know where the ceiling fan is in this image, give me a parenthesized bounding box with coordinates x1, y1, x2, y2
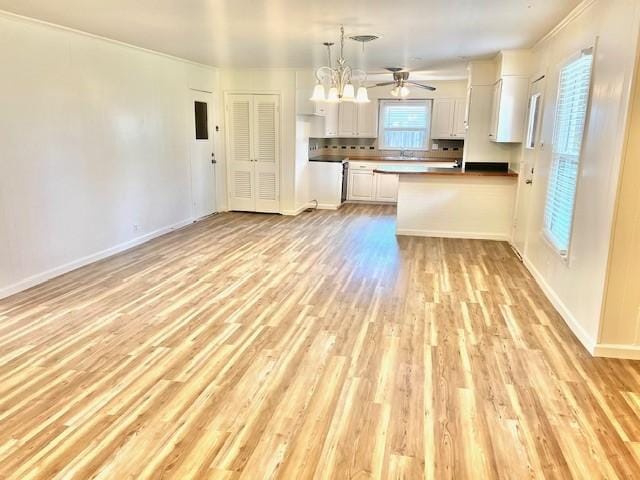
(374, 67, 436, 97)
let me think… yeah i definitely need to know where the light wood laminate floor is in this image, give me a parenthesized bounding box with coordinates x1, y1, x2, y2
(1, 204, 640, 479)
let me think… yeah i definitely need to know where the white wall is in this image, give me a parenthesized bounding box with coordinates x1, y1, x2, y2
(0, 12, 218, 298)
(520, 0, 640, 351)
(597, 47, 640, 359)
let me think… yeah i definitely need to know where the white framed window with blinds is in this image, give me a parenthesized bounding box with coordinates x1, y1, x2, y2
(543, 47, 594, 258)
(378, 99, 432, 150)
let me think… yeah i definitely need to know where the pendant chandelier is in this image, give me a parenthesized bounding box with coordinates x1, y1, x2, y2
(309, 26, 375, 104)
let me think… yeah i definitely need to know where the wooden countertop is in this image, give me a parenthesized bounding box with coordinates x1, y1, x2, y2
(373, 165, 518, 177)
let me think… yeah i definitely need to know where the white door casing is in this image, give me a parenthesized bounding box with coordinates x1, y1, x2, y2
(190, 90, 216, 219)
(513, 77, 545, 256)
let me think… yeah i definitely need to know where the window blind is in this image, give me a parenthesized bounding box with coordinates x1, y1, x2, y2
(544, 50, 593, 255)
(378, 100, 431, 150)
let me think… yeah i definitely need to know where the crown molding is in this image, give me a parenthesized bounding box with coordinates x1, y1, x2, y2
(0, 9, 216, 70)
(533, 0, 598, 49)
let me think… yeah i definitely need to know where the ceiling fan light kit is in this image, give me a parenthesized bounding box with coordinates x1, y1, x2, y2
(310, 26, 374, 104)
(377, 68, 436, 98)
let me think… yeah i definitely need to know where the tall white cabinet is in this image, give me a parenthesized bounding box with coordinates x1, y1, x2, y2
(226, 94, 280, 213)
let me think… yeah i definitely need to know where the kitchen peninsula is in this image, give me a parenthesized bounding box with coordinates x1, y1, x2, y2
(375, 164, 518, 240)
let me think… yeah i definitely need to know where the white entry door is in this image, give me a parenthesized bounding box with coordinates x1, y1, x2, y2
(190, 90, 216, 218)
(513, 77, 545, 256)
(227, 94, 280, 213)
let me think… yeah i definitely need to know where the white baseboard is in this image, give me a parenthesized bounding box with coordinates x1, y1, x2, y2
(396, 229, 510, 241)
(316, 203, 341, 210)
(523, 257, 597, 354)
(281, 202, 343, 215)
(0, 217, 194, 300)
(281, 202, 314, 216)
(593, 343, 640, 360)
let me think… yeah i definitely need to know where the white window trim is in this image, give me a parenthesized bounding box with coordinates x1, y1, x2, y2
(377, 99, 432, 151)
(525, 92, 542, 150)
(542, 43, 596, 263)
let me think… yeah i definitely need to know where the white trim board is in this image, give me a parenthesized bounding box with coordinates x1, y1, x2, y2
(593, 343, 640, 360)
(0, 218, 195, 301)
(523, 257, 597, 354)
(396, 229, 510, 241)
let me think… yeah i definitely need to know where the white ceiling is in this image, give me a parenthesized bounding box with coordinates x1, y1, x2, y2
(0, 0, 582, 78)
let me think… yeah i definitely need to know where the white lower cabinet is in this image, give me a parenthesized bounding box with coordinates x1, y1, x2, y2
(347, 163, 399, 202)
(374, 173, 399, 202)
(348, 170, 375, 200)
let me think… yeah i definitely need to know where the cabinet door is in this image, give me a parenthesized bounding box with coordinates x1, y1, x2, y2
(356, 101, 378, 137)
(374, 173, 399, 202)
(253, 95, 280, 213)
(324, 103, 339, 137)
(431, 99, 454, 139)
(452, 98, 467, 138)
(227, 94, 255, 212)
(338, 102, 357, 136)
(494, 76, 529, 143)
(348, 170, 375, 200)
(489, 79, 502, 141)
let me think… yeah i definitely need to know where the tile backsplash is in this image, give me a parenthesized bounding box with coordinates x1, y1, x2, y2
(308, 137, 464, 159)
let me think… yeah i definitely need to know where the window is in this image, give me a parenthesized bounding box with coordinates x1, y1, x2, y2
(378, 100, 431, 150)
(544, 48, 593, 256)
(194, 101, 208, 140)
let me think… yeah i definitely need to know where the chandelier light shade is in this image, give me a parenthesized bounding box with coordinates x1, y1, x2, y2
(310, 83, 326, 102)
(326, 86, 339, 103)
(355, 86, 370, 103)
(342, 83, 355, 101)
(310, 25, 375, 104)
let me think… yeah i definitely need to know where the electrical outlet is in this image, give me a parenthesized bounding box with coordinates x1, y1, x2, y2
(431, 143, 439, 150)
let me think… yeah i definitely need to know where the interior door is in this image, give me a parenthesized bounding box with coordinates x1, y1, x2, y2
(513, 77, 545, 257)
(227, 94, 255, 212)
(190, 91, 216, 218)
(253, 95, 280, 213)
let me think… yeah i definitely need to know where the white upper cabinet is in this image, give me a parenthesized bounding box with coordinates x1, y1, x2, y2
(324, 103, 339, 137)
(453, 99, 467, 137)
(357, 101, 378, 137)
(431, 98, 466, 139)
(321, 100, 378, 138)
(488, 76, 529, 143)
(338, 102, 357, 136)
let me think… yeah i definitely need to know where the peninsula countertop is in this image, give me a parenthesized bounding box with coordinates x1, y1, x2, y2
(373, 164, 518, 177)
(308, 155, 462, 164)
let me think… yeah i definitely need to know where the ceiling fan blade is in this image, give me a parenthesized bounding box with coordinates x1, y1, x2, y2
(407, 82, 436, 91)
(373, 82, 396, 87)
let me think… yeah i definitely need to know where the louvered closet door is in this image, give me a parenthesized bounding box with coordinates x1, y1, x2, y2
(253, 95, 280, 213)
(227, 95, 255, 211)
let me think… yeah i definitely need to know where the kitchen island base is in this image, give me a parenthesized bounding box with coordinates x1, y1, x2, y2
(395, 174, 517, 240)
